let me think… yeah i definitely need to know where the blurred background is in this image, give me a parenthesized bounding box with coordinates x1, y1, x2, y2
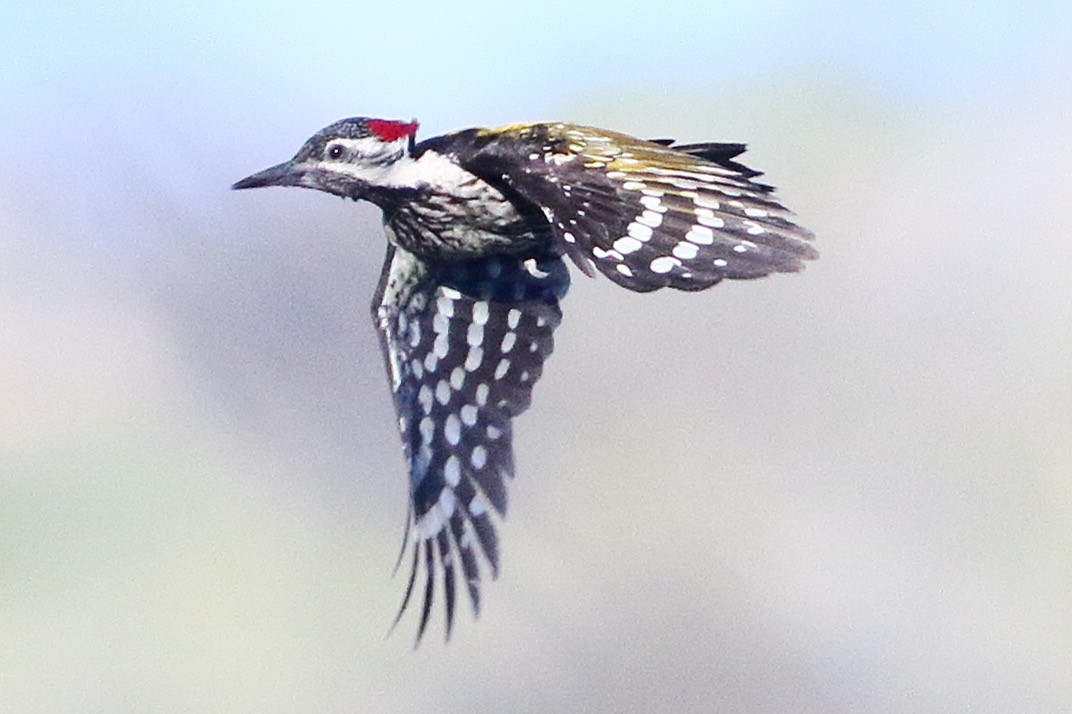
(3, 1, 1071, 712)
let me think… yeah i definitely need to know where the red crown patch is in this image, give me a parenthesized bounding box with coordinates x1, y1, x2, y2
(367, 118, 419, 142)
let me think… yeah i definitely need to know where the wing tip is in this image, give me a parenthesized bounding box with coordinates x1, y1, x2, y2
(390, 491, 507, 645)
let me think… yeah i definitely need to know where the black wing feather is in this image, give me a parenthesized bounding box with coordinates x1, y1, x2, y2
(460, 123, 817, 293)
(372, 245, 569, 642)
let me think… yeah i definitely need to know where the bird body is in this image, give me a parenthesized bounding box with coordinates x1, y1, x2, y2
(233, 116, 817, 642)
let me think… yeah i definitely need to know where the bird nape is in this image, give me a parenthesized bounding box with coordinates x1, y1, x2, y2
(233, 116, 818, 645)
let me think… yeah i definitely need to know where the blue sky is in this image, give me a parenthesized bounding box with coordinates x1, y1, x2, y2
(4, 2, 1069, 126)
(4, 2, 1068, 259)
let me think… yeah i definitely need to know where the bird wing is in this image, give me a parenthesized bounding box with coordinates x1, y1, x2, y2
(371, 245, 569, 643)
(457, 123, 818, 292)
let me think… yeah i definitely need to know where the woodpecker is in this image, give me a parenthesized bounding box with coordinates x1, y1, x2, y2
(233, 117, 817, 643)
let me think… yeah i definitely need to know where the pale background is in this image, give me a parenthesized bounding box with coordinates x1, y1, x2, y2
(3, 2, 1071, 712)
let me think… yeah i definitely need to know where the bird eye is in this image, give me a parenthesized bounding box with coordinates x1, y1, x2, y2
(327, 144, 345, 160)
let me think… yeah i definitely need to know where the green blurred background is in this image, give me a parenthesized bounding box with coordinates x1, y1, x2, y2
(3, 1, 1071, 712)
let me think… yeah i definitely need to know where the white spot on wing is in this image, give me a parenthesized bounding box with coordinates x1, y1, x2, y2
(613, 236, 643, 255)
(649, 256, 680, 274)
(672, 242, 700, 260)
(450, 366, 466, 390)
(436, 296, 455, 317)
(697, 214, 726, 229)
(468, 493, 491, 517)
(642, 198, 668, 214)
(418, 385, 433, 414)
(433, 333, 449, 359)
(445, 455, 461, 486)
(637, 210, 663, 228)
(524, 258, 550, 278)
(465, 346, 483, 371)
(628, 222, 653, 242)
(501, 331, 517, 353)
(472, 301, 489, 325)
(467, 322, 484, 347)
(686, 226, 715, 245)
(416, 487, 457, 540)
(445, 413, 461, 445)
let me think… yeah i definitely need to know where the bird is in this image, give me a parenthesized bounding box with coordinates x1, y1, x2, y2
(232, 116, 817, 643)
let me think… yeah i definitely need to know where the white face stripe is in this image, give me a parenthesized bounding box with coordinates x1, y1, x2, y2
(308, 136, 409, 186)
(325, 136, 404, 163)
(308, 139, 475, 194)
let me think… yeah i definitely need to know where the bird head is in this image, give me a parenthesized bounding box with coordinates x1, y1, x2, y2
(232, 117, 419, 200)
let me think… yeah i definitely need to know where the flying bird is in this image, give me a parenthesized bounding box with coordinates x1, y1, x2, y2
(233, 117, 817, 643)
